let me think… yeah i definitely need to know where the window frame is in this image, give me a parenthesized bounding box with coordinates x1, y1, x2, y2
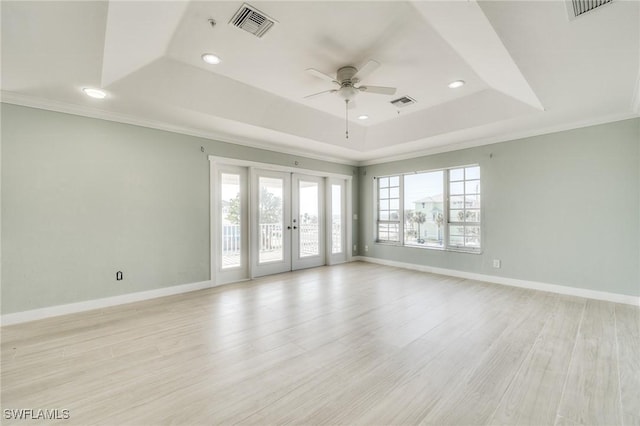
(374, 165, 482, 254)
(375, 175, 402, 243)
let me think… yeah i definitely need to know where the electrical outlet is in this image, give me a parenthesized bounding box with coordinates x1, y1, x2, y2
(353, 244, 357, 252)
(365, 245, 369, 252)
(116, 271, 123, 280)
(493, 259, 501, 269)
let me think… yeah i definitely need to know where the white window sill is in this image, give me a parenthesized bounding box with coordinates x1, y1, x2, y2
(374, 241, 482, 255)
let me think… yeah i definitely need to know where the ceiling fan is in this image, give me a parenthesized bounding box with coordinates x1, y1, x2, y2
(304, 60, 397, 138)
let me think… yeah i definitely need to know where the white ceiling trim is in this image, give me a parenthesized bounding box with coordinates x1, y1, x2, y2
(101, 1, 189, 87)
(411, 0, 544, 111)
(0, 90, 359, 166)
(4, 89, 635, 169)
(358, 110, 639, 167)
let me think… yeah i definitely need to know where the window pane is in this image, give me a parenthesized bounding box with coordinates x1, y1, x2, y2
(466, 180, 480, 194)
(450, 195, 464, 209)
(331, 184, 342, 254)
(465, 194, 480, 207)
(221, 173, 241, 269)
(380, 188, 389, 199)
(465, 166, 480, 180)
(450, 235, 464, 246)
(379, 177, 389, 188)
(298, 180, 319, 258)
(378, 223, 399, 242)
(465, 226, 481, 247)
(379, 211, 389, 221)
(389, 210, 399, 220)
(450, 209, 464, 222)
(390, 176, 399, 186)
(390, 199, 399, 210)
(380, 199, 389, 210)
(449, 224, 464, 237)
(450, 181, 464, 195)
(465, 226, 480, 237)
(258, 177, 283, 263)
(403, 171, 444, 247)
(466, 210, 481, 222)
(389, 187, 399, 198)
(450, 168, 464, 181)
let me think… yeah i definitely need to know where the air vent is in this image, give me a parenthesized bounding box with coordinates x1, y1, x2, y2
(230, 3, 276, 38)
(391, 96, 417, 108)
(567, 0, 613, 19)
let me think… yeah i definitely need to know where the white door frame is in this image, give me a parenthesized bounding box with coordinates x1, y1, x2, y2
(209, 156, 353, 282)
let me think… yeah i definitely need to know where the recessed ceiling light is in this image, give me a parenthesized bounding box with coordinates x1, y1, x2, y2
(201, 53, 221, 65)
(82, 88, 107, 99)
(448, 80, 465, 89)
(358, 115, 369, 120)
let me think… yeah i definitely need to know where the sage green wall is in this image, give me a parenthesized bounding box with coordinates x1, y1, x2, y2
(1, 104, 358, 314)
(358, 118, 640, 297)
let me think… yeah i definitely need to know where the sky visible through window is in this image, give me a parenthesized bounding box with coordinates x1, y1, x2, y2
(404, 171, 443, 208)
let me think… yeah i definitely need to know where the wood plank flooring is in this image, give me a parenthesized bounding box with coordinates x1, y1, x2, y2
(1, 262, 638, 425)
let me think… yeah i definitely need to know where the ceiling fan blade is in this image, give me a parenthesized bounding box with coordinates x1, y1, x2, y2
(358, 85, 397, 95)
(304, 89, 338, 99)
(306, 68, 339, 84)
(353, 59, 380, 81)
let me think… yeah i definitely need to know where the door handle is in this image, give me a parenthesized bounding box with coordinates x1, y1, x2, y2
(287, 226, 292, 230)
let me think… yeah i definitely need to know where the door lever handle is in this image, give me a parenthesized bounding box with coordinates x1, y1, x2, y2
(287, 226, 292, 230)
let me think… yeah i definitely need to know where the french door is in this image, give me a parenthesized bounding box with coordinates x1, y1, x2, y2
(211, 157, 350, 285)
(251, 170, 325, 277)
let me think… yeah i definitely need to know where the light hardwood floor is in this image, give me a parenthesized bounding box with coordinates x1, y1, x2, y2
(1, 262, 638, 425)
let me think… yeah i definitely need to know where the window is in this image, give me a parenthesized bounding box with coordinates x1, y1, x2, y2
(404, 171, 444, 248)
(376, 176, 400, 242)
(448, 166, 481, 250)
(375, 165, 481, 252)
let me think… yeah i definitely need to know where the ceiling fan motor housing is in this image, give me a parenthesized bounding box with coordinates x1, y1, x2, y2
(337, 66, 358, 101)
(337, 66, 358, 82)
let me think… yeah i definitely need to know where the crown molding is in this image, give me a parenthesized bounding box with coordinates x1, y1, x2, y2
(357, 111, 640, 167)
(0, 91, 360, 167)
(2, 91, 636, 169)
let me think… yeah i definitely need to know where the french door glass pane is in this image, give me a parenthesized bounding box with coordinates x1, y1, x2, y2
(221, 173, 241, 269)
(259, 177, 284, 263)
(299, 180, 319, 258)
(332, 184, 342, 254)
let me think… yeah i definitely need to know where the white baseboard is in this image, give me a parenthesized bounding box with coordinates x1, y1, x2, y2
(1, 280, 216, 326)
(354, 256, 640, 306)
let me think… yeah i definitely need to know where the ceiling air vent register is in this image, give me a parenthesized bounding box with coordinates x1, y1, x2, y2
(567, 0, 613, 19)
(230, 3, 276, 38)
(391, 96, 417, 108)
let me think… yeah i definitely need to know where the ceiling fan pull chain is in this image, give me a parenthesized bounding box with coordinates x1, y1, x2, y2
(345, 100, 349, 139)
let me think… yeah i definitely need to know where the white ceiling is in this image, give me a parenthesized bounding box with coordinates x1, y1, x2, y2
(2, 0, 639, 165)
